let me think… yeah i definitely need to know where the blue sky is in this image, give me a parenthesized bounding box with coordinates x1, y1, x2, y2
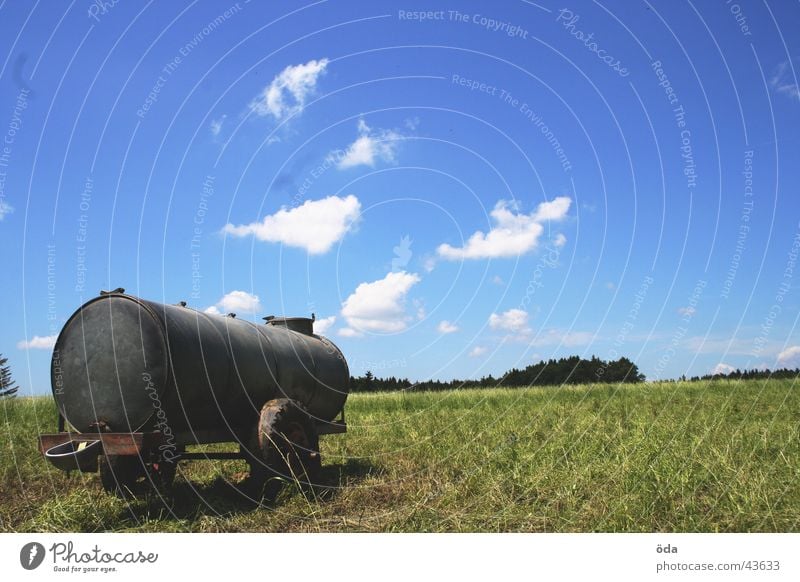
(1, 0, 799, 394)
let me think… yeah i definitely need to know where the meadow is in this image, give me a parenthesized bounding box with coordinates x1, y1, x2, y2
(1, 379, 797, 532)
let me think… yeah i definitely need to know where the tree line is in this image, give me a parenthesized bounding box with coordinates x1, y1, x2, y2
(684, 367, 800, 382)
(350, 355, 645, 393)
(350, 357, 800, 393)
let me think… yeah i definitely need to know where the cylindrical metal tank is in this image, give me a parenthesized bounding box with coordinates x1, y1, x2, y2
(51, 292, 349, 435)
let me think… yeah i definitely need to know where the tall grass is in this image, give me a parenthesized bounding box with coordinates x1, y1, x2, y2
(1, 379, 798, 532)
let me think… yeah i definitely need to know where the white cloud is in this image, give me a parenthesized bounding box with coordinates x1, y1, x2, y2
(17, 334, 57, 350)
(677, 306, 696, 317)
(531, 329, 594, 347)
(340, 271, 421, 333)
(335, 118, 403, 169)
(437, 320, 459, 334)
(489, 308, 530, 334)
(491, 275, 505, 285)
(206, 291, 262, 315)
(0, 200, 13, 220)
(711, 363, 736, 375)
(313, 316, 336, 335)
(337, 327, 361, 338)
(770, 61, 800, 101)
(552, 233, 567, 248)
(469, 346, 488, 358)
(210, 114, 226, 136)
(777, 345, 800, 368)
(437, 197, 571, 260)
(223, 194, 361, 255)
(250, 58, 329, 120)
(533, 197, 572, 221)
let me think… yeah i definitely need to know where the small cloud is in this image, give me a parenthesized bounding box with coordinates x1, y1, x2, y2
(489, 308, 530, 334)
(469, 346, 488, 358)
(210, 114, 226, 136)
(313, 316, 336, 335)
(223, 194, 361, 255)
(17, 334, 58, 350)
(437, 320, 459, 334)
(337, 327, 361, 338)
(491, 275, 505, 286)
(777, 345, 800, 368)
(770, 61, 800, 101)
(605, 282, 616, 291)
(437, 197, 571, 260)
(250, 58, 329, 120)
(340, 271, 421, 334)
(423, 256, 437, 273)
(677, 306, 696, 317)
(711, 362, 736, 375)
(206, 291, 262, 315)
(334, 118, 403, 170)
(0, 200, 13, 220)
(404, 116, 420, 130)
(552, 233, 567, 248)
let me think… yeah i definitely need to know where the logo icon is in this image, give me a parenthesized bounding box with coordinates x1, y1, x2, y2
(20, 542, 45, 570)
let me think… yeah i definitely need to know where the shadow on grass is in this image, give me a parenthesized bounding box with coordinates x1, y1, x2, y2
(124, 458, 382, 524)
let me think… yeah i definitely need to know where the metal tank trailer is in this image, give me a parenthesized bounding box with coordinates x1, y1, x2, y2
(38, 289, 349, 496)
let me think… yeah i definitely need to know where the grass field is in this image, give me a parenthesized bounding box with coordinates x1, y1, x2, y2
(1, 379, 798, 532)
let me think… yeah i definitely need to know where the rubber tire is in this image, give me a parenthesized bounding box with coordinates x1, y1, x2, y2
(255, 398, 320, 485)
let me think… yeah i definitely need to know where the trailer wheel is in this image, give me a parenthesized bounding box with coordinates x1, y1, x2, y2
(99, 455, 145, 497)
(255, 399, 321, 485)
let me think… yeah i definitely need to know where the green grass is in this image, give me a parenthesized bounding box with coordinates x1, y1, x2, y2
(1, 379, 798, 532)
